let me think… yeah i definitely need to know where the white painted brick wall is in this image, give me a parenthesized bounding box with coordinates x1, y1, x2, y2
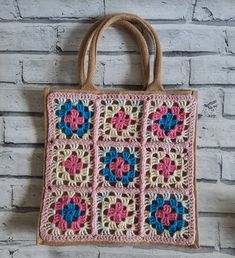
(220, 218, 235, 248)
(226, 28, 235, 54)
(0, 211, 38, 241)
(23, 55, 104, 85)
(221, 152, 235, 181)
(105, 0, 193, 21)
(11, 245, 100, 258)
(0, 0, 17, 19)
(0, 24, 56, 51)
(152, 25, 226, 53)
(0, 147, 43, 176)
(190, 56, 235, 85)
(197, 88, 222, 117)
(0, 0, 234, 257)
(0, 117, 4, 143)
(4, 117, 44, 144)
(17, 0, 104, 18)
(0, 179, 12, 208)
(198, 119, 235, 148)
(0, 89, 43, 113)
(223, 89, 235, 115)
(193, 0, 235, 22)
(12, 179, 42, 208)
(197, 150, 221, 180)
(0, 55, 20, 83)
(198, 183, 235, 213)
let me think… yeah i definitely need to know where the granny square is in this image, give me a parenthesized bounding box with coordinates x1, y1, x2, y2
(98, 98, 144, 142)
(145, 145, 191, 189)
(97, 144, 141, 188)
(97, 191, 140, 237)
(39, 91, 198, 247)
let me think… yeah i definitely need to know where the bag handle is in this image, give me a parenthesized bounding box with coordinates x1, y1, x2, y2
(82, 13, 163, 91)
(78, 17, 150, 89)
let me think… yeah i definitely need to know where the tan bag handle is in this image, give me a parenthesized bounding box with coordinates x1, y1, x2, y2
(78, 17, 150, 89)
(82, 13, 163, 91)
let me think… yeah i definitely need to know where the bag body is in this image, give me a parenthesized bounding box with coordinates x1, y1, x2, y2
(38, 13, 199, 248)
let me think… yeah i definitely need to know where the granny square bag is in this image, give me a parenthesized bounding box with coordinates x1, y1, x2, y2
(38, 13, 199, 248)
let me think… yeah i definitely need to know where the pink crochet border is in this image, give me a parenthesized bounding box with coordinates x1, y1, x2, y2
(39, 91, 198, 246)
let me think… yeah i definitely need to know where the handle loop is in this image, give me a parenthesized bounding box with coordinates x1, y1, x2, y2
(78, 17, 150, 90)
(80, 13, 164, 91)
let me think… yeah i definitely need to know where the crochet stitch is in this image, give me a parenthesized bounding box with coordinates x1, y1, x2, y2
(40, 91, 197, 246)
(97, 191, 139, 236)
(43, 191, 92, 237)
(99, 147, 138, 187)
(56, 99, 94, 139)
(147, 101, 190, 143)
(98, 99, 144, 142)
(63, 154, 84, 176)
(53, 194, 87, 231)
(46, 141, 93, 187)
(145, 146, 189, 189)
(145, 194, 189, 236)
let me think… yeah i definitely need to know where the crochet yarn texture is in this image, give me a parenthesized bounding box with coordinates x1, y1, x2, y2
(39, 91, 197, 246)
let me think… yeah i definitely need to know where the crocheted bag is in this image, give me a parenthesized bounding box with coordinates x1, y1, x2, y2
(38, 13, 199, 248)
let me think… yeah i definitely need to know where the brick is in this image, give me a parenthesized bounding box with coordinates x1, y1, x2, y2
(0, 89, 43, 112)
(197, 150, 221, 180)
(193, 0, 235, 21)
(57, 24, 89, 52)
(190, 56, 235, 85)
(219, 218, 235, 248)
(0, 0, 17, 19)
(0, 211, 38, 241)
(11, 245, 99, 258)
(0, 147, 43, 177)
(199, 217, 218, 247)
(104, 56, 189, 86)
(17, 0, 104, 18)
(198, 182, 235, 213)
(224, 89, 235, 116)
(0, 117, 3, 144)
(0, 55, 20, 83)
(198, 119, 235, 148)
(103, 54, 146, 86)
(0, 179, 11, 208)
(23, 55, 103, 84)
(160, 58, 190, 86)
(106, 0, 192, 21)
(12, 179, 42, 208)
(0, 246, 10, 258)
(0, 24, 55, 51)
(222, 152, 235, 181)
(58, 24, 225, 53)
(197, 88, 222, 117)
(152, 25, 225, 53)
(226, 28, 235, 54)
(4, 117, 44, 144)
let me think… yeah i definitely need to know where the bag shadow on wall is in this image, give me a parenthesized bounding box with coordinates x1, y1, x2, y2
(4, 110, 44, 244)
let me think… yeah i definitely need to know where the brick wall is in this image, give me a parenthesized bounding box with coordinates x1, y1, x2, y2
(0, 0, 235, 257)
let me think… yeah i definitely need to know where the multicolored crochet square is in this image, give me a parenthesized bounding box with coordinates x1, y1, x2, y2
(39, 91, 198, 247)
